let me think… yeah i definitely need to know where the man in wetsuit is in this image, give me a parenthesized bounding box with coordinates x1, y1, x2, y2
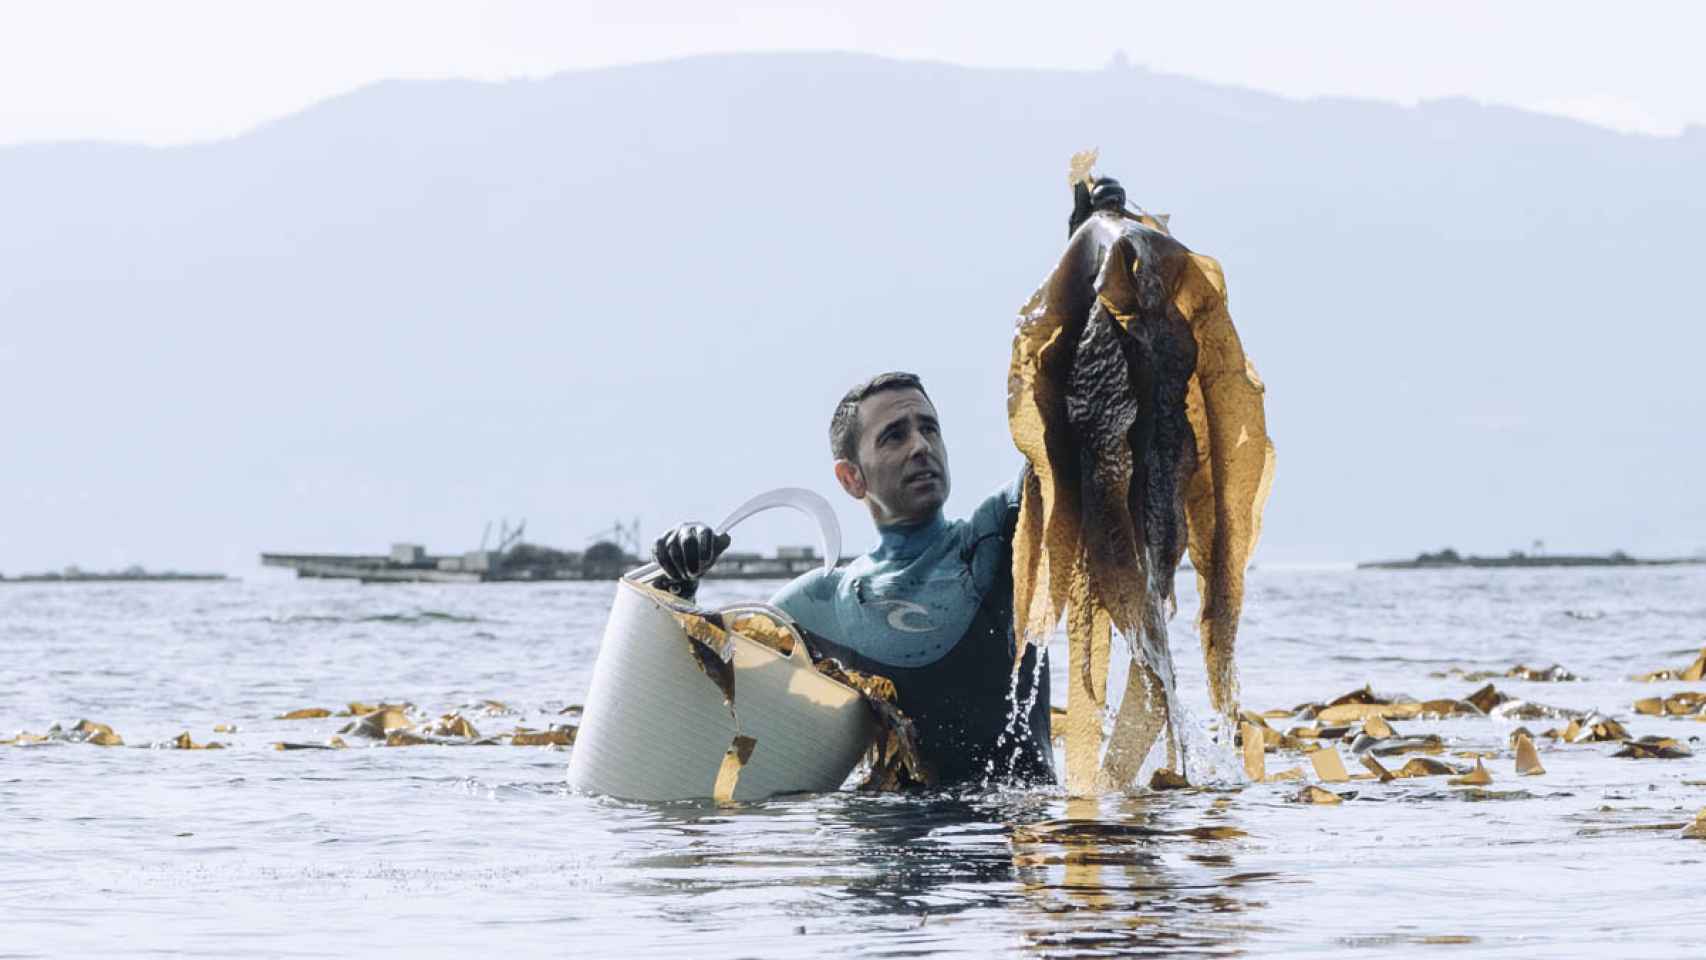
(652, 371, 1054, 787)
(651, 181, 1137, 786)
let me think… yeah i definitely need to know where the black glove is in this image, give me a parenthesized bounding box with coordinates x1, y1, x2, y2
(1068, 176, 1128, 237)
(652, 523, 731, 598)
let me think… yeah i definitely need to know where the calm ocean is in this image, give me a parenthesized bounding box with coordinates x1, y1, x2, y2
(3, 565, 1702, 957)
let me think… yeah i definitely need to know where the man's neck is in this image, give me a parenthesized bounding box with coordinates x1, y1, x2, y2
(871, 511, 947, 563)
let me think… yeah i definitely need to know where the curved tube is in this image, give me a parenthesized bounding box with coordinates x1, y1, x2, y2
(627, 487, 841, 584)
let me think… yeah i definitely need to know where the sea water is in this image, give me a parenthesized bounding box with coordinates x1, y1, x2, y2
(2, 565, 1702, 957)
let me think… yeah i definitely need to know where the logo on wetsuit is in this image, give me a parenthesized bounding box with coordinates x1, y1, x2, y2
(868, 599, 935, 633)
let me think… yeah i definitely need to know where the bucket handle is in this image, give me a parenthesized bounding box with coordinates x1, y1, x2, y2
(716, 602, 815, 665)
(626, 487, 841, 585)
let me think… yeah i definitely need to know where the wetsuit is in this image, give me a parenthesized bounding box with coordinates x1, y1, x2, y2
(770, 473, 1055, 787)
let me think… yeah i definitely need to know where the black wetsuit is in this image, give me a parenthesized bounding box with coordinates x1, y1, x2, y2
(770, 475, 1054, 786)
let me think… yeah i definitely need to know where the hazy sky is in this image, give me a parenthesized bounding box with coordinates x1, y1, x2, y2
(2, 1, 1703, 145)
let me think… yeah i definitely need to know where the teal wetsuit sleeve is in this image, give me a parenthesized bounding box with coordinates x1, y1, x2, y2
(769, 568, 840, 642)
(968, 467, 1026, 541)
(966, 467, 1027, 596)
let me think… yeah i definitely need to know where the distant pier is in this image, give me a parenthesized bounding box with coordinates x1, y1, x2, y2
(261, 540, 833, 584)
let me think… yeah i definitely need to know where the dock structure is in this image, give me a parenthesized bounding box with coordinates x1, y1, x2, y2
(261, 541, 834, 584)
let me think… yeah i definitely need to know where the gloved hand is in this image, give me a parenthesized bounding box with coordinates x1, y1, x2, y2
(652, 523, 731, 597)
(1068, 176, 1128, 237)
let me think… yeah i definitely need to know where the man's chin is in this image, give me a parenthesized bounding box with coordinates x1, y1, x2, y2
(902, 485, 948, 519)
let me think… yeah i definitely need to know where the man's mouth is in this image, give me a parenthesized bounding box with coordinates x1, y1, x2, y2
(904, 468, 941, 485)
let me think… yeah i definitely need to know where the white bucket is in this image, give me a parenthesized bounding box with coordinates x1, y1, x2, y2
(567, 580, 875, 800)
(567, 488, 874, 802)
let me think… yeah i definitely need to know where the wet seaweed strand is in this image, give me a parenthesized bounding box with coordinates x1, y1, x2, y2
(1008, 186, 1274, 795)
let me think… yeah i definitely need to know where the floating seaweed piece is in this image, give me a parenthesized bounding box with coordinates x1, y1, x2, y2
(432, 713, 481, 739)
(1613, 737, 1693, 760)
(712, 735, 758, 803)
(70, 720, 124, 746)
(170, 732, 224, 750)
(1491, 699, 1580, 722)
(1240, 722, 1265, 782)
(1288, 724, 1352, 741)
(1636, 692, 1706, 717)
(510, 726, 576, 747)
(1362, 735, 1446, 757)
(1682, 809, 1706, 840)
(2, 731, 52, 746)
(1326, 685, 1384, 707)
(1296, 785, 1344, 805)
(1362, 714, 1396, 739)
(1393, 757, 1466, 779)
(1417, 699, 1482, 718)
(213, 724, 236, 733)
(385, 730, 432, 747)
(1464, 684, 1507, 714)
(1553, 714, 1631, 744)
(341, 707, 414, 739)
(1449, 759, 1493, 786)
(1631, 647, 1706, 682)
(1315, 702, 1423, 724)
(276, 708, 332, 720)
(1452, 788, 1534, 802)
(1267, 767, 1305, 781)
(1464, 664, 1580, 682)
(1307, 746, 1350, 783)
(273, 737, 347, 750)
(1149, 768, 1190, 790)
(1360, 753, 1395, 782)
(1513, 731, 1545, 776)
(346, 701, 413, 717)
(1008, 158, 1273, 794)
(1507, 663, 1579, 682)
(1667, 692, 1706, 715)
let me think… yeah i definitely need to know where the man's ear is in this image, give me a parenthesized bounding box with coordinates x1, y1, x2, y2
(833, 459, 866, 499)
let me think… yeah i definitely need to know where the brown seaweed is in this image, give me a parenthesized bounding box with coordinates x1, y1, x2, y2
(1449, 759, 1493, 786)
(1009, 160, 1273, 793)
(1295, 785, 1344, 805)
(510, 726, 576, 747)
(1613, 737, 1693, 759)
(1513, 731, 1545, 776)
(675, 610, 738, 712)
(1632, 647, 1706, 682)
(1307, 746, 1350, 783)
(815, 659, 932, 790)
(275, 708, 331, 720)
(712, 735, 758, 803)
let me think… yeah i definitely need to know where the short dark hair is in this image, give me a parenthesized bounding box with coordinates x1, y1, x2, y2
(829, 371, 931, 463)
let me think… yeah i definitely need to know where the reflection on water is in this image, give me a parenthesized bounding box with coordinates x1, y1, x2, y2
(597, 788, 1266, 958)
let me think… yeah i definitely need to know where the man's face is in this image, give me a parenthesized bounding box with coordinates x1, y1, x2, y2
(841, 388, 951, 526)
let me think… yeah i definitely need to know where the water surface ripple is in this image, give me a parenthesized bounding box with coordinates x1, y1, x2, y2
(2, 567, 1702, 957)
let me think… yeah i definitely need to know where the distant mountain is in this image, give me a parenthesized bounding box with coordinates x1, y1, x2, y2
(2, 52, 1700, 572)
